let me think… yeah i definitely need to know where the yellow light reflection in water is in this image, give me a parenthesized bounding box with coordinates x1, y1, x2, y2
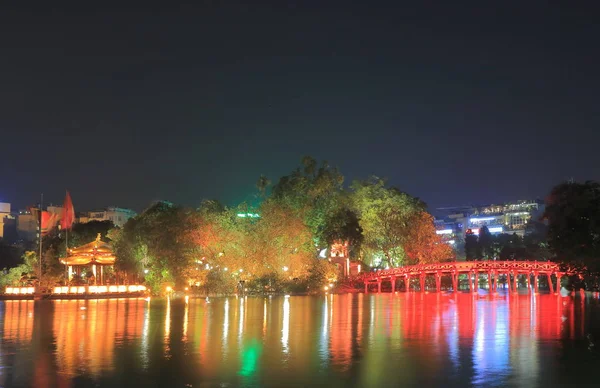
(164, 297, 171, 358)
(281, 295, 290, 353)
(53, 298, 145, 378)
(222, 298, 229, 356)
(2, 300, 34, 343)
(183, 296, 189, 341)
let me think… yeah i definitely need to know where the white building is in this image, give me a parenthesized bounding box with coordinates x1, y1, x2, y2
(78, 207, 137, 227)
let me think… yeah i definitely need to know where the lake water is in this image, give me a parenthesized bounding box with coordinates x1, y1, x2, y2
(1, 293, 599, 387)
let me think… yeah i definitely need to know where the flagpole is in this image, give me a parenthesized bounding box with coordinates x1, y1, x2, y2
(39, 193, 43, 288)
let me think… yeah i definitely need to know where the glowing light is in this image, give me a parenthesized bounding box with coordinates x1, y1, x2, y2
(224, 267, 228, 271)
(470, 217, 498, 222)
(436, 229, 453, 235)
(471, 226, 503, 235)
(144, 269, 149, 274)
(108, 286, 118, 293)
(184, 287, 188, 291)
(239, 269, 243, 273)
(324, 286, 329, 291)
(448, 240, 456, 245)
(97, 286, 108, 293)
(329, 283, 334, 288)
(282, 266, 289, 272)
(166, 286, 173, 292)
(77, 287, 86, 293)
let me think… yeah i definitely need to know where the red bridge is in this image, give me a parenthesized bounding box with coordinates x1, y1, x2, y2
(360, 260, 564, 294)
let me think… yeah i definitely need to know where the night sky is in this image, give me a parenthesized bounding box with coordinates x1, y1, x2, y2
(2, 1, 599, 213)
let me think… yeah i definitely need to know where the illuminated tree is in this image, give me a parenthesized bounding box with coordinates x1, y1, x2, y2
(350, 177, 426, 268)
(403, 212, 454, 265)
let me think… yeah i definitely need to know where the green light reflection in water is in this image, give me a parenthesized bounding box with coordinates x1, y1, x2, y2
(239, 338, 263, 377)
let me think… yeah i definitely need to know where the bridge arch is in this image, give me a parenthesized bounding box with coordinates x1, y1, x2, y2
(360, 261, 564, 294)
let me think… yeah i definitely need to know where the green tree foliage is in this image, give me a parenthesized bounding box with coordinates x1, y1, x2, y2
(271, 156, 345, 248)
(110, 157, 455, 294)
(464, 230, 479, 261)
(350, 177, 426, 268)
(544, 181, 600, 274)
(112, 202, 195, 292)
(478, 226, 494, 260)
(0, 251, 37, 288)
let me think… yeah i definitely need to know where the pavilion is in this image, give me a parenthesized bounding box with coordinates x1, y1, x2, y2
(60, 233, 115, 284)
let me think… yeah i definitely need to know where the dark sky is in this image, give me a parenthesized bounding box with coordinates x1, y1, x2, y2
(1, 1, 599, 213)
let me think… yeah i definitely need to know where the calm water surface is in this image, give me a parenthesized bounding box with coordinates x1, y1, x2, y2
(1, 293, 599, 387)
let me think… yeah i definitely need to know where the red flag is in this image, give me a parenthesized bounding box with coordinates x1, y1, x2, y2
(61, 191, 75, 230)
(41, 211, 61, 235)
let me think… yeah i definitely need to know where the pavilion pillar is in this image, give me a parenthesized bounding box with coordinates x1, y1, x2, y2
(404, 276, 410, 292)
(92, 264, 97, 285)
(533, 271, 539, 293)
(419, 274, 425, 292)
(435, 272, 441, 293)
(391, 278, 396, 293)
(68, 266, 73, 281)
(524, 273, 530, 293)
(100, 266, 104, 285)
(452, 273, 458, 292)
(548, 273, 555, 294)
(556, 273, 562, 292)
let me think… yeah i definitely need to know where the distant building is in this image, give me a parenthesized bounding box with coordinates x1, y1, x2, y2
(435, 200, 545, 257)
(16, 210, 38, 242)
(77, 207, 137, 228)
(0, 202, 12, 240)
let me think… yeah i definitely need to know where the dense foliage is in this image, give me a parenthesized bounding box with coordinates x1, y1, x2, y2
(109, 157, 453, 294)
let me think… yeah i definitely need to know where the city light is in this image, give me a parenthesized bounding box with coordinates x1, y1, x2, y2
(166, 286, 173, 292)
(436, 229, 453, 235)
(52, 285, 146, 295)
(282, 266, 289, 272)
(469, 217, 497, 222)
(5, 287, 35, 295)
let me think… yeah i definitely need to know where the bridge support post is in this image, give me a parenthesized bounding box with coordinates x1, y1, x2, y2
(391, 278, 396, 293)
(548, 273, 554, 294)
(452, 273, 458, 293)
(507, 273, 512, 292)
(533, 271, 539, 293)
(468, 272, 474, 293)
(365, 282, 368, 293)
(436, 272, 441, 293)
(377, 281, 382, 293)
(404, 276, 410, 292)
(556, 273, 562, 292)
(487, 271, 493, 292)
(419, 274, 425, 292)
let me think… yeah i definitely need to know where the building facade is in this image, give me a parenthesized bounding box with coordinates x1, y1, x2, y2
(0, 202, 11, 240)
(77, 207, 137, 228)
(435, 200, 545, 257)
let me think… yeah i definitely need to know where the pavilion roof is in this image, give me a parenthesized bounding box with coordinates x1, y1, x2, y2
(60, 233, 115, 266)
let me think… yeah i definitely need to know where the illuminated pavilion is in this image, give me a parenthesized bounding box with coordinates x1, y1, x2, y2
(60, 233, 115, 284)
